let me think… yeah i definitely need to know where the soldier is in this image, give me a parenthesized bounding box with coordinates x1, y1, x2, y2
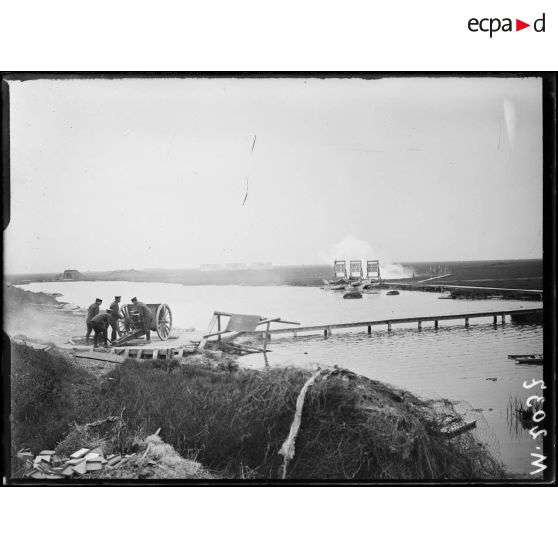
(131, 297, 153, 342)
(90, 309, 111, 348)
(86, 298, 102, 343)
(109, 295, 123, 342)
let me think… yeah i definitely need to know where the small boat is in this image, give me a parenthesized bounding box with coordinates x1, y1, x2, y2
(322, 279, 347, 291)
(515, 355, 543, 366)
(386, 290, 400, 296)
(343, 287, 362, 299)
(508, 353, 543, 360)
(438, 291, 453, 299)
(330, 283, 346, 291)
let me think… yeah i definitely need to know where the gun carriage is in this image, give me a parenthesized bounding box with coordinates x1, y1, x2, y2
(114, 303, 172, 345)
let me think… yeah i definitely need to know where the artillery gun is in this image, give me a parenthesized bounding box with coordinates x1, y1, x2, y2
(114, 303, 173, 345)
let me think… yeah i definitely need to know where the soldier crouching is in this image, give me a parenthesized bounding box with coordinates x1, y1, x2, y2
(90, 309, 112, 348)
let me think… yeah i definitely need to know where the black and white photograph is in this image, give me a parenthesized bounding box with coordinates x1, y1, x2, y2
(2, 73, 554, 484)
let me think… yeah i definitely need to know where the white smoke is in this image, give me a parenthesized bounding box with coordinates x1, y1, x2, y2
(318, 234, 414, 279)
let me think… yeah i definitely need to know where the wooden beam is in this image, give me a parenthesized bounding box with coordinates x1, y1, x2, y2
(263, 322, 271, 352)
(76, 352, 125, 364)
(441, 420, 477, 438)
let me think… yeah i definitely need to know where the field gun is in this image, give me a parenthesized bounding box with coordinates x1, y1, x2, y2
(114, 303, 173, 345)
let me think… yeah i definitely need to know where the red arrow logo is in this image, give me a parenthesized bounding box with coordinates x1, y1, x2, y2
(516, 19, 530, 31)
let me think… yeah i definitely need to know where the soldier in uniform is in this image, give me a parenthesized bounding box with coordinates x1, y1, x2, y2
(90, 309, 112, 348)
(131, 297, 154, 342)
(86, 298, 102, 343)
(109, 295, 123, 342)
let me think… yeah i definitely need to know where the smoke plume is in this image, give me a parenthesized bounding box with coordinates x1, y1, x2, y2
(318, 234, 413, 279)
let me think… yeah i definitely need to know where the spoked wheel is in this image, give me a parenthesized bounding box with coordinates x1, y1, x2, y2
(155, 303, 172, 340)
(118, 305, 133, 337)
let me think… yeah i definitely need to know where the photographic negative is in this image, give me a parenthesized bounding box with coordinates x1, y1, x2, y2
(2, 73, 555, 484)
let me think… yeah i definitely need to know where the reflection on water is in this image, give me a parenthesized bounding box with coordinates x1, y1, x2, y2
(20, 281, 544, 476)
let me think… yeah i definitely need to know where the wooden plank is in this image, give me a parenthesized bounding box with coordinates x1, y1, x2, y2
(75, 352, 125, 364)
(441, 420, 477, 439)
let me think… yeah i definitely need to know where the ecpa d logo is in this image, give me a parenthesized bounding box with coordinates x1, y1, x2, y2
(468, 13, 545, 37)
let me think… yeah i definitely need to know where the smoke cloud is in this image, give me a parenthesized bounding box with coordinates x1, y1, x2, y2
(318, 234, 414, 279)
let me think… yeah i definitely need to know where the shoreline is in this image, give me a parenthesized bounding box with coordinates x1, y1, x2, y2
(6, 258, 544, 292)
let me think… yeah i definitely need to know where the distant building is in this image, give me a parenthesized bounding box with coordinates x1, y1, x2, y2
(225, 263, 248, 270)
(200, 264, 223, 272)
(56, 269, 85, 281)
(249, 262, 273, 270)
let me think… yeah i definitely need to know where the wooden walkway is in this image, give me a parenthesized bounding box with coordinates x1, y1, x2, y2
(255, 307, 543, 338)
(381, 281, 543, 297)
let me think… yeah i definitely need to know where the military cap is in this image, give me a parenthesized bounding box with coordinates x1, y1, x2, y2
(131, 297, 138, 303)
(96, 298, 102, 303)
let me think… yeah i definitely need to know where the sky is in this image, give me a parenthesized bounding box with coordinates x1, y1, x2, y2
(4, 76, 543, 274)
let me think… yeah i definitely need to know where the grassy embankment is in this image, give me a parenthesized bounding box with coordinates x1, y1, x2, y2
(9, 343, 505, 480)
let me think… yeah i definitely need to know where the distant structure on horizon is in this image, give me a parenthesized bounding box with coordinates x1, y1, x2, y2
(330, 260, 381, 282)
(200, 264, 223, 272)
(56, 269, 85, 281)
(249, 262, 273, 270)
(200, 262, 273, 272)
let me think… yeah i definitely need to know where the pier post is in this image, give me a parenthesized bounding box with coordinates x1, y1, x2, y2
(434, 320, 438, 329)
(217, 314, 222, 342)
(493, 315, 497, 325)
(465, 317, 469, 327)
(387, 322, 392, 332)
(367, 324, 372, 334)
(324, 328, 328, 338)
(501, 313, 506, 324)
(418, 320, 422, 330)
(263, 322, 271, 352)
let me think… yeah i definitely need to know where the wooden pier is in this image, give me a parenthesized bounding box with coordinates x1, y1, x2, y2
(380, 281, 543, 299)
(253, 307, 543, 339)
